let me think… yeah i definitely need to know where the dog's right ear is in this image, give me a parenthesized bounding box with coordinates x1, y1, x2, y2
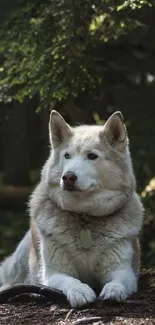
(49, 110, 72, 147)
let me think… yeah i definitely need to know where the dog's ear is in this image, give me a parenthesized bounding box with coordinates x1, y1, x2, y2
(49, 110, 72, 147)
(103, 111, 127, 150)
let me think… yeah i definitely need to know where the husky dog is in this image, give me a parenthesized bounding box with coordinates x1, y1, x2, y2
(0, 110, 143, 307)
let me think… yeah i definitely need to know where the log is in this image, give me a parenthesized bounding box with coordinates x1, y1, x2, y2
(0, 186, 32, 208)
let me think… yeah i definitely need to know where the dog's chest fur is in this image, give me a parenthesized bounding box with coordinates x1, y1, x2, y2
(34, 209, 132, 287)
(39, 212, 114, 252)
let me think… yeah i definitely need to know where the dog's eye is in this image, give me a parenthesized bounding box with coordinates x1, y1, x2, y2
(64, 152, 70, 159)
(87, 153, 98, 160)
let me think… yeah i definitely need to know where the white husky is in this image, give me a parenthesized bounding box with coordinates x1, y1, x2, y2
(0, 110, 143, 307)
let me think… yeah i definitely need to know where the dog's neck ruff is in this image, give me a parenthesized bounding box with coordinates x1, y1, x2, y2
(61, 208, 121, 220)
(60, 204, 123, 249)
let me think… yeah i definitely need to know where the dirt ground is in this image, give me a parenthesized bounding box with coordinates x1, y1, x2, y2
(0, 271, 155, 325)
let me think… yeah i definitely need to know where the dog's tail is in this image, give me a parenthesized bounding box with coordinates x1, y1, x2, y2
(0, 231, 31, 288)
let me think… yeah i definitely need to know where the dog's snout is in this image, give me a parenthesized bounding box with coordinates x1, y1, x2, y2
(62, 172, 77, 187)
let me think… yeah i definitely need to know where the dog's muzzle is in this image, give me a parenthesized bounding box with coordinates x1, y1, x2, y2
(61, 172, 77, 191)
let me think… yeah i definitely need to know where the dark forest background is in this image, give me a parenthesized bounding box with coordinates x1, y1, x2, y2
(0, 0, 155, 268)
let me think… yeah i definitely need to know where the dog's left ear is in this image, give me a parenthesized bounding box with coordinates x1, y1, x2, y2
(103, 111, 127, 150)
(49, 110, 72, 147)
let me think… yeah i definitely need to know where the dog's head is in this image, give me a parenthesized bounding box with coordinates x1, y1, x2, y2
(42, 110, 135, 214)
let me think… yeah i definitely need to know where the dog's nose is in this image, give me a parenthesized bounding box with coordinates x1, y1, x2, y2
(62, 172, 77, 187)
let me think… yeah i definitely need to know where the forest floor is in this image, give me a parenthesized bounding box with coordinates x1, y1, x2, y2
(0, 271, 155, 325)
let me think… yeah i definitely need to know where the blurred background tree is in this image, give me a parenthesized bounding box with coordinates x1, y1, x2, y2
(0, 0, 155, 267)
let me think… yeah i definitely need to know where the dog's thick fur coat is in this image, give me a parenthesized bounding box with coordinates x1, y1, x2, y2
(0, 111, 144, 307)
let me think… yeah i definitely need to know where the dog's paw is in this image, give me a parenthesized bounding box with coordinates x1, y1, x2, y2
(100, 282, 127, 301)
(67, 283, 96, 308)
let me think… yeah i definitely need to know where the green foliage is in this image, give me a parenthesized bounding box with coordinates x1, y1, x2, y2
(0, 0, 152, 109)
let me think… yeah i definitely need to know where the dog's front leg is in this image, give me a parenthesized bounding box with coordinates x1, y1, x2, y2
(40, 234, 96, 307)
(100, 267, 137, 301)
(44, 273, 96, 307)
